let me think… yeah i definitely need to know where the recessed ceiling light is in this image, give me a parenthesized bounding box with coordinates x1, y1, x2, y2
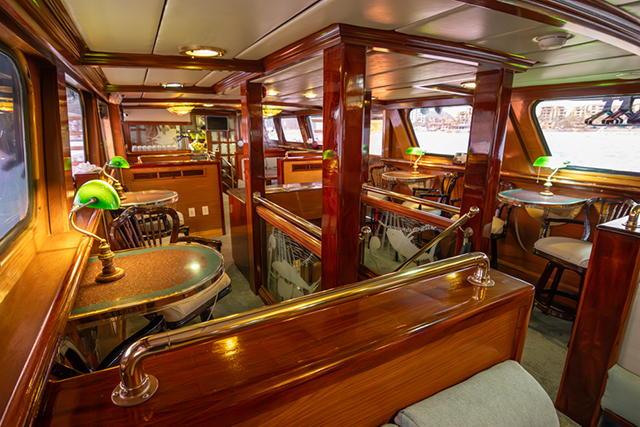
(461, 82, 476, 89)
(204, 104, 214, 107)
(161, 83, 183, 88)
(533, 33, 572, 50)
(266, 89, 279, 96)
(179, 45, 226, 58)
(304, 92, 317, 99)
(616, 72, 640, 80)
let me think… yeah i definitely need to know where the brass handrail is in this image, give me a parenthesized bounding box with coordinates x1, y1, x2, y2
(253, 193, 322, 240)
(137, 152, 212, 164)
(111, 251, 495, 407)
(362, 184, 460, 214)
(395, 206, 479, 271)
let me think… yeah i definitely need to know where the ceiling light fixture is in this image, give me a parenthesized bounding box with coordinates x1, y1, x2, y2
(616, 72, 640, 80)
(262, 105, 282, 117)
(304, 92, 317, 99)
(266, 89, 279, 96)
(166, 105, 195, 116)
(461, 82, 476, 89)
(203, 104, 214, 107)
(533, 33, 572, 50)
(179, 45, 226, 58)
(161, 83, 183, 88)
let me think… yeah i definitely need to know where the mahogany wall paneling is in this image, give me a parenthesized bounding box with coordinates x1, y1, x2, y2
(388, 109, 413, 160)
(297, 115, 311, 143)
(321, 43, 366, 290)
(41, 62, 73, 233)
(556, 218, 640, 426)
(229, 191, 249, 281)
(241, 82, 266, 294)
(81, 90, 102, 167)
(36, 270, 534, 427)
(382, 110, 391, 159)
(459, 69, 514, 255)
(108, 102, 127, 158)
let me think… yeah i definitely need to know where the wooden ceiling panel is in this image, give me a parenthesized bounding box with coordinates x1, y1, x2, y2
(237, 0, 464, 60)
(398, 5, 539, 43)
(120, 92, 143, 99)
(61, 0, 164, 53)
(367, 61, 476, 90)
(196, 71, 234, 87)
(153, 0, 318, 58)
(141, 93, 184, 99)
(258, 57, 323, 85)
(144, 69, 213, 86)
(101, 68, 147, 86)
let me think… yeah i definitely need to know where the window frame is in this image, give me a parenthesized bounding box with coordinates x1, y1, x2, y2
(66, 85, 88, 175)
(0, 45, 33, 253)
(306, 114, 323, 145)
(407, 106, 473, 159)
(532, 97, 640, 177)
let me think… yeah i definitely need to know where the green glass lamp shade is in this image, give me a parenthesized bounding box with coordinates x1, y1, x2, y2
(405, 147, 425, 156)
(107, 156, 130, 169)
(73, 180, 121, 210)
(533, 156, 567, 169)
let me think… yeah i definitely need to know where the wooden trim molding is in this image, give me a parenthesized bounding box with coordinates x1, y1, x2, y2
(82, 52, 264, 72)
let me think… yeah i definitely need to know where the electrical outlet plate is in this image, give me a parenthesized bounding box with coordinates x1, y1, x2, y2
(202, 206, 209, 215)
(188, 208, 196, 217)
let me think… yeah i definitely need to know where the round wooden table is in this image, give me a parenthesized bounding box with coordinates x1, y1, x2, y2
(382, 171, 437, 195)
(497, 189, 585, 224)
(120, 190, 179, 208)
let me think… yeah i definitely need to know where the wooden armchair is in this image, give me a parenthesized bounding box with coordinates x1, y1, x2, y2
(413, 172, 460, 209)
(108, 206, 221, 251)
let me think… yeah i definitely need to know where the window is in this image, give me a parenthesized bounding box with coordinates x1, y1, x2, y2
(369, 113, 384, 156)
(307, 115, 323, 145)
(408, 106, 472, 156)
(281, 116, 303, 143)
(66, 87, 86, 175)
(534, 96, 640, 174)
(0, 48, 29, 246)
(263, 117, 278, 141)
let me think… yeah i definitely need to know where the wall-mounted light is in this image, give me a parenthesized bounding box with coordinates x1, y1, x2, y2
(179, 45, 226, 58)
(166, 105, 195, 116)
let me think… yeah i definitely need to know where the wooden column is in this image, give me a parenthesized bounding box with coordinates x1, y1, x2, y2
(459, 69, 513, 254)
(108, 103, 127, 158)
(41, 63, 73, 234)
(556, 217, 640, 426)
(241, 82, 266, 294)
(321, 43, 366, 290)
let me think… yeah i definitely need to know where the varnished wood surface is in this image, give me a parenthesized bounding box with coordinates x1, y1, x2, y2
(460, 69, 514, 254)
(277, 157, 323, 185)
(556, 219, 640, 426)
(362, 194, 455, 231)
(37, 269, 533, 427)
(256, 206, 321, 258)
(0, 209, 99, 427)
(121, 162, 225, 235)
(321, 43, 366, 290)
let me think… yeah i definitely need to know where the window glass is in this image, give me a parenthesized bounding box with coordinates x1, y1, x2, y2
(308, 115, 323, 145)
(263, 117, 278, 141)
(281, 116, 303, 143)
(369, 113, 384, 156)
(0, 50, 29, 243)
(535, 96, 640, 174)
(408, 106, 472, 156)
(66, 87, 86, 174)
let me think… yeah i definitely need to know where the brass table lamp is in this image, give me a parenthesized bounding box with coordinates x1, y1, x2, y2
(406, 147, 426, 174)
(101, 155, 130, 200)
(533, 156, 568, 196)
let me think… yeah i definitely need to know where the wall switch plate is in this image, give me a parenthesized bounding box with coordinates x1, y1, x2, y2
(188, 208, 196, 217)
(202, 206, 209, 215)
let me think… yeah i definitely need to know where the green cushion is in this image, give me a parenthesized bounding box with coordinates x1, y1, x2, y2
(395, 360, 559, 427)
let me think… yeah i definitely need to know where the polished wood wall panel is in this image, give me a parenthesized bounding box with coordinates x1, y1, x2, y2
(556, 219, 640, 426)
(37, 269, 533, 427)
(321, 43, 366, 289)
(460, 69, 514, 254)
(241, 82, 266, 294)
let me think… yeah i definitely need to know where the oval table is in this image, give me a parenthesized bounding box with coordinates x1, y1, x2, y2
(497, 189, 586, 224)
(120, 190, 178, 208)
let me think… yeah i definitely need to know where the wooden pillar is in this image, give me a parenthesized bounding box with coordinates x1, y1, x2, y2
(41, 63, 74, 234)
(321, 43, 366, 290)
(108, 103, 127, 158)
(556, 218, 640, 426)
(459, 69, 513, 254)
(241, 82, 265, 294)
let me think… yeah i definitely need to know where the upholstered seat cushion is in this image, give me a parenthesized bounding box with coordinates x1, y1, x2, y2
(601, 364, 640, 427)
(491, 216, 504, 235)
(394, 360, 559, 427)
(533, 237, 592, 269)
(158, 273, 231, 322)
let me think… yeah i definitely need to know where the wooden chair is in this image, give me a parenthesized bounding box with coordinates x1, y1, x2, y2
(109, 206, 228, 328)
(369, 164, 387, 188)
(532, 197, 636, 320)
(108, 206, 220, 251)
(490, 180, 515, 269)
(413, 172, 460, 209)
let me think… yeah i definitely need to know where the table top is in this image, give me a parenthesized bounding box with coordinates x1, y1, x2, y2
(497, 189, 586, 208)
(70, 244, 223, 321)
(120, 190, 179, 207)
(382, 171, 437, 182)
